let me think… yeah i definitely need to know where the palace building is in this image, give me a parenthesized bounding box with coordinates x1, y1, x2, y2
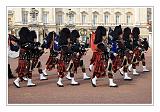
(8, 7, 152, 45)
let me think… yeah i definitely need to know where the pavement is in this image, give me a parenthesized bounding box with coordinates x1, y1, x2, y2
(8, 48, 152, 104)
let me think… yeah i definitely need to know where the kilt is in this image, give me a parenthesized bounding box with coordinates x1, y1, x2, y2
(112, 55, 122, 73)
(57, 59, 66, 73)
(93, 52, 107, 78)
(133, 48, 142, 65)
(46, 56, 58, 71)
(16, 59, 30, 78)
(90, 52, 99, 65)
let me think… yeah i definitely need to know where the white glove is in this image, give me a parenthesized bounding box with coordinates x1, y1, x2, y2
(129, 50, 133, 53)
(113, 53, 118, 57)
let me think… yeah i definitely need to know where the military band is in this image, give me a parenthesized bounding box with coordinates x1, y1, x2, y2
(12, 25, 150, 88)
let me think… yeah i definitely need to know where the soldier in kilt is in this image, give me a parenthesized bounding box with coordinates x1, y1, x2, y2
(57, 28, 79, 87)
(90, 26, 117, 87)
(13, 27, 36, 88)
(128, 27, 149, 75)
(29, 30, 48, 80)
(42, 31, 60, 76)
(65, 30, 90, 80)
(109, 25, 132, 80)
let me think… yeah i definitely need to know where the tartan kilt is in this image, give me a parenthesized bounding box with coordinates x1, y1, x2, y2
(112, 55, 122, 73)
(133, 48, 142, 65)
(16, 59, 30, 74)
(90, 52, 98, 65)
(73, 58, 80, 73)
(93, 52, 106, 77)
(46, 56, 58, 71)
(57, 60, 66, 73)
(125, 51, 133, 65)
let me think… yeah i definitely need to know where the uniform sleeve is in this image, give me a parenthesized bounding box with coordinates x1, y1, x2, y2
(111, 41, 118, 53)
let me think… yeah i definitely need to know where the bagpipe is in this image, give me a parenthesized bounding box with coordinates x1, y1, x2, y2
(29, 42, 44, 71)
(141, 38, 149, 51)
(131, 37, 149, 64)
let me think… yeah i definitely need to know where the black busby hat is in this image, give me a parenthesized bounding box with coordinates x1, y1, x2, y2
(19, 27, 31, 45)
(30, 30, 37, 41)
(70, 30, 80, 43)
(132, 27, 140, 37)
(94, 26, 106, 44)
(59, 28, 71, 46)
(123, 27, 131, 36)
(114, 25, 122, 36)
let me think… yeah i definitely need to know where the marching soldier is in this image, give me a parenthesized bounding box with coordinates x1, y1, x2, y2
(109, 25, 132, 80)
(128, 27, 149, 74)
(66, 30, 90, 80)
(13, 27, 36, 88)
(57, 28, 79, 87)
(90, 26, 117, 87)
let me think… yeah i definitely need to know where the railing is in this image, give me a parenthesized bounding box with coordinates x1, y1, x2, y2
(12, 22, 149, 28)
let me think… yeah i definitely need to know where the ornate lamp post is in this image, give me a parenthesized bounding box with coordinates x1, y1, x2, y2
(65, 9, 76, 29)
(30, 8, 39, 25)
(29, 8, 39, 41)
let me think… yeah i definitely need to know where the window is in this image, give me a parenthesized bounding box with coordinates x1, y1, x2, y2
(57, 15, 63, 25)
(116, 15, 120, 25)
(93, 14, 97, 26)
(115, 12, 121, 25)
(126, 15, 131, 24)
(126, 12, 132, 25)
(22, 11, 28, 24)
(42, 12, 48, 24)
(104, 15, 109, 24)
(82, 14, 86, 25)
(68, 14, 74, 24)
(56, 11, 64, 25)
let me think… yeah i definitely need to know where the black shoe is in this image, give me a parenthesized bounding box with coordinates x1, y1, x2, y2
(27, 84, 36, 87)
(109, 85, 118, 87)
(91, 80, 96, 87)
(13, 82, 20, 88)
(40, 78, 48, 81)
(119, 71, 124, 76)
(83, 77, 91, 80)
(124, 78, 133, 81)
(57, 83, 64, 87)
(66, 77, 71, 80)
(70, 83, 80, 86)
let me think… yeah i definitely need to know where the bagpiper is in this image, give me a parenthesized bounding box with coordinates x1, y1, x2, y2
(29, 30, 48, 80)
(65, 30, 90, 80)
(90, 26, 118, 87)
(128, 27, 149, 74)
(57, 28, 79, 87)
(109, 25, 132, 80)
(42, 31, 60, 76)
(13, 27, 36, 88)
